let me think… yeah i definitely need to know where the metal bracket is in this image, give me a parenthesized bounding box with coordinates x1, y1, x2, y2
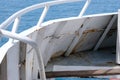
(94, 15, 117, 51)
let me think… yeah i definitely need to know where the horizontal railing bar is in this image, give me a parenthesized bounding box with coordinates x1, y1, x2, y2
(0, 0, 85, 29)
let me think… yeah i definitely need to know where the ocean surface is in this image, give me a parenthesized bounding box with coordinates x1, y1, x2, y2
(0, 0, 120, 79)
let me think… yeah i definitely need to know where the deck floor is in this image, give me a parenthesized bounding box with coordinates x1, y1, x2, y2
(45, 48, 120, 78)
(46, 48, 117, 71)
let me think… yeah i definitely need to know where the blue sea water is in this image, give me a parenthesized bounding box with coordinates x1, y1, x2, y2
(0, 0, 120, 79)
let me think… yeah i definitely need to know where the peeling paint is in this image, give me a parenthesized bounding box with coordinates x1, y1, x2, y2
(71, 29, 105, 53)
(19, 60, 26, 67)
(83, 29, 103, 34)
(44, 35, 60, 40)
(75, 31, 79, 36)
(80, 24, 84, 28)
(73, 31, 88, 53)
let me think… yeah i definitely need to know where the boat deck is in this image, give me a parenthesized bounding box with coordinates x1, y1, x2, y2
(46, 48, 116, 70)
(46, 47, 120, 78)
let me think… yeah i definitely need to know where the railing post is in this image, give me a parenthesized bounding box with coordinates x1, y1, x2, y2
(37, 4, 49, 28)
(117, 10, 120, 64)
(79, 0, 91, 17)
(12, 17, 20, 33)
(9, 17, 21, 42)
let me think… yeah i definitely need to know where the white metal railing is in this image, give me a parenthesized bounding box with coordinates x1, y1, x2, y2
(0, 29, 46, 80)
(0, 0, 91, 80)
(0, 0, 91, 30)
(79, 0, 91, 17)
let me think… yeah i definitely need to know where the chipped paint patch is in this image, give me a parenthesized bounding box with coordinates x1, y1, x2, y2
(83, 29, 103, 34)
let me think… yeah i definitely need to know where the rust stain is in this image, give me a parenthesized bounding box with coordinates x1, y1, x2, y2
(43, 35, 60, 40)
(75, 31, 79, 36)
(72, 29, 103, 52)
(83, 29, 103, 34)
(51, 51, 65, 58)
(72, 33, 88, 53)
(19, 60, 26, 68)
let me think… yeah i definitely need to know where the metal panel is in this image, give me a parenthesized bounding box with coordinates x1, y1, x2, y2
(74, 15, 115, 52)
(94, 15, 117, 51)
(36, 17, 86, 65)
(7, 42, 20, 80)
(33, 13, 117, 65)
(0, 56, 7, 80)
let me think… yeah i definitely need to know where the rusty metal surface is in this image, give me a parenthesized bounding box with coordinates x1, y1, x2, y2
(45, 68, 120, 78)
(74, 29, 104, 52)
(18, 13, 117, 67)
(74, 15, 117, 52)
(33, 13, 117, 65)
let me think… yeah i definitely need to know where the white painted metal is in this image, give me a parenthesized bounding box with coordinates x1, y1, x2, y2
(36, 21, 65, 65)
(53, 65, 120, 71)
(117, 10, 120, 64)
(12, 17, 21, 33)
(0, 0, 118, 79)
(73, 15, 113, 52)
(37, 5, 49, 28)
(0, 29, 46, 80)
(32, 53, 39, 80)
(26, 45, 34, 80)
(25, 31, 38, 80)
(0, 2, 91, 78)
(0, 0, 88, 29)
(79, 0, 91, 17)
(53, 65, 120, 78)
(0, 27, 38, 64)
(94, 15, 117, 51)
(0, 13, 117, 80)
(32, 14, 115, 65)
(10, 17, 21, 42)
(65, 18, 89, 56)
(65, 14, 114, 56)
(0, 42, 14, 64)
(7, 43, 20, 80)
(37, 18, 87, 65)
(0, 13, 116, 79)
